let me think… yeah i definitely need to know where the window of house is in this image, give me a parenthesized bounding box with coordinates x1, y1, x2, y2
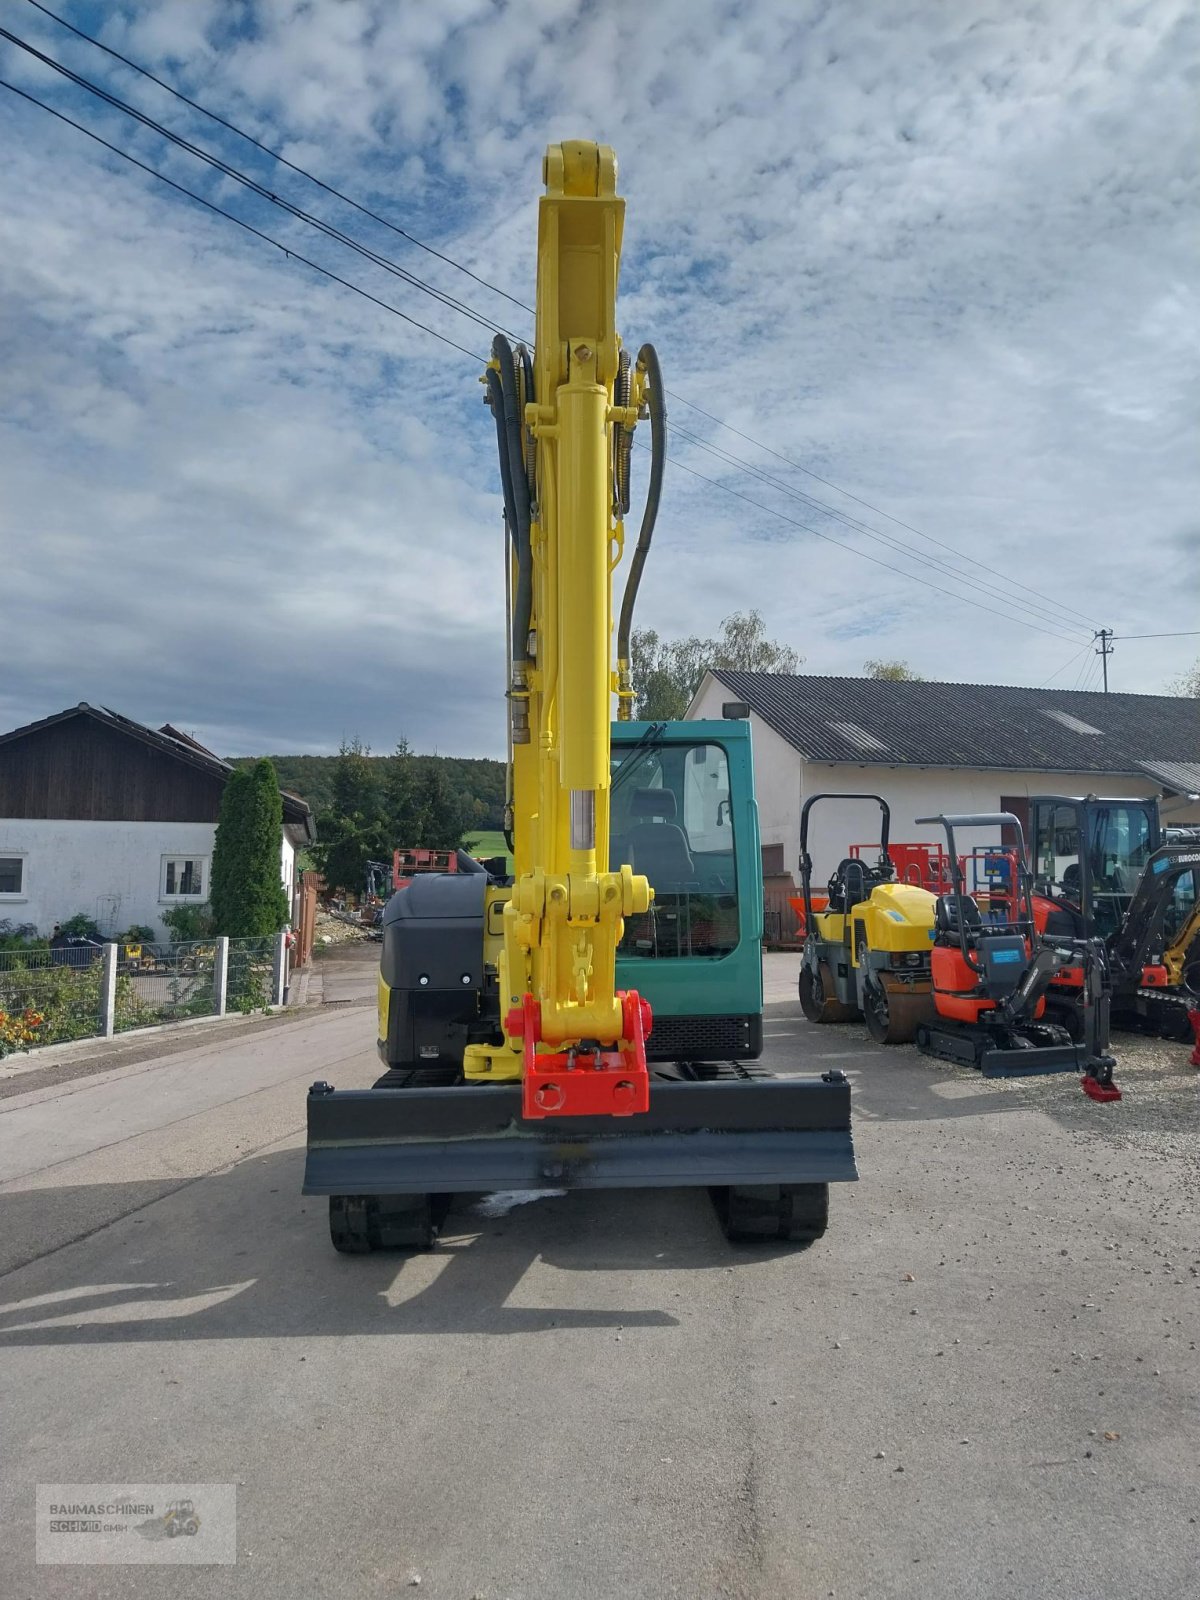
(0, 856, 25, 896)
(161, 856, 207, 899)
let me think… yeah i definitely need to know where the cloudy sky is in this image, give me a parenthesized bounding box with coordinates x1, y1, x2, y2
(2, 0, 1196, 758)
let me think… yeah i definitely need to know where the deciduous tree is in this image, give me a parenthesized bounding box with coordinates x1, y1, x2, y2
(631, 610, 802, 719)
(863, 659, 924, 681)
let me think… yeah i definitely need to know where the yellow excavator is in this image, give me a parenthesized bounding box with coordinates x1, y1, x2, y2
(303, 141, 857, 1248)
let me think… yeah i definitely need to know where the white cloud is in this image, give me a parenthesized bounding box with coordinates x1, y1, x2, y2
(1, 0, 1197, 760)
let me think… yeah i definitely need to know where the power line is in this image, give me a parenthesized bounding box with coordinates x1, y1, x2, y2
(1075, 652, 1107, 691)
(661, 453, 1085, 644)
(20, 0, 534, 316)
(1, 29, 1138, 653)
(0, 23, 526, 343)
(1112, 630, 1200, 640)
(668, 419, 1091, 640)
(0, 79, 487, 363)
(663, 389, 1102, 630)
(19, 0, 1106, 640)
(1038, 643, 1091, 688)
(5, 75, 1093, 652)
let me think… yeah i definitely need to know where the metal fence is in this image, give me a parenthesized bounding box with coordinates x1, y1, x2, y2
(763, 884, 803, 949)
(0, 933, 287, 1055)
(0, 947, 106, 1046)
(225, 938, 276, 1015)
(114, 941, 220, 1032)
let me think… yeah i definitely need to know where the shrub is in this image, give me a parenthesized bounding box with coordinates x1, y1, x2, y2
(59, 913, 102, 940)
(0, 1006, 44, 1058)
(0, 962, 103, 1045)
(161, 904, 216, 941)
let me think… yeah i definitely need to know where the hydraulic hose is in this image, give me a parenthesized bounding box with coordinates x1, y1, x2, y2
(616, 343, 666, 693)
(485, 366, 518, 563)
(518, 344, 538, 504)
(492, 335, 533, 664)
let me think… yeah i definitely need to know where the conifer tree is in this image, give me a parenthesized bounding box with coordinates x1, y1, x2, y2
(210, 761, 290, 936)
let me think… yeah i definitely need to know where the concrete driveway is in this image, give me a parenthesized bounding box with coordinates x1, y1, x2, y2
(0, 955, 1196, 1598)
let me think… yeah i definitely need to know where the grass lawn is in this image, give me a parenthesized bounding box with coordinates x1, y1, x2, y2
(464, 830, 512, 868)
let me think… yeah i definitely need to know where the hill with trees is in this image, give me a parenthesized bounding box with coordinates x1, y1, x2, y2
(230, 742, 507, 894)
(229, 751, 505, 834)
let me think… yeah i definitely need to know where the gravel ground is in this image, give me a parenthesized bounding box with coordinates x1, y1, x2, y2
(894, 1025, 1199, 1170)
(314, 910, 373, 946)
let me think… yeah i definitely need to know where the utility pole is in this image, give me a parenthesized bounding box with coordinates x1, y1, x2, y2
(1093, 628, 1114, 693)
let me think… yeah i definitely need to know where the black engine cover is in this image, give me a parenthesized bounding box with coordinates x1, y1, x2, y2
(379, 873, 490, 1069)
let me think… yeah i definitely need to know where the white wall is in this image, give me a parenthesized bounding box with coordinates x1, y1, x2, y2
(690, 675, 806, 874)
(0, 819, 302, 938)
(686, 674, 1200, 884)
(281, 833, 297, 922)
(0, 820, 217, 937)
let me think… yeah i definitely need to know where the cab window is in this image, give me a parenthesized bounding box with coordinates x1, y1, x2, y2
(1087, 805, 1154, 937)
(609, 741, 738, 959)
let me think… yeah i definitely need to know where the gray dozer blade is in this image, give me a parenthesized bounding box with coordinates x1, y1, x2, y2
(303, 1075, 857, 1195)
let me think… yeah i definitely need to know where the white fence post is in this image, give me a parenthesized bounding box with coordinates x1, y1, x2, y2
(271, 931, 287, 1007)
(214, 936, 229, 1017)
(100, 943, 118, 1038)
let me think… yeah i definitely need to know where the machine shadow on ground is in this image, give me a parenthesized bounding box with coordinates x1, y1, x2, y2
(0, 1150, 812, 1349)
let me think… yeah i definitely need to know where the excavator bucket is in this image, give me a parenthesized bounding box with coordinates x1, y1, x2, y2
(303, 1070, 856, 1197)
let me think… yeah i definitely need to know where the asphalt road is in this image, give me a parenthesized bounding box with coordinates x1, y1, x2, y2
(1, 954, 1197, 1599)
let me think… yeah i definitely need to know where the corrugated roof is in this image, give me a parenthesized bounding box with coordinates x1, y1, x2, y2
(1135, 760, 1200, 795)
(708, 672, 1200, 775)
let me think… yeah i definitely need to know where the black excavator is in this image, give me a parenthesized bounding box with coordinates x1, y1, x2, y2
(1029, 795, 1200, 1039)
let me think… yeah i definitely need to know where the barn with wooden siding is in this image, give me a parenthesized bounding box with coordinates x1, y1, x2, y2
(0, 703, 314, 938)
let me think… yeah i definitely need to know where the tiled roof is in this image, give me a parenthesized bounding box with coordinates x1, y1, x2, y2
(709, 672, 1200, 781)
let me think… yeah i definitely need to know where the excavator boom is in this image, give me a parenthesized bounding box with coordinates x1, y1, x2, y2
(469, 142, 653, 1118)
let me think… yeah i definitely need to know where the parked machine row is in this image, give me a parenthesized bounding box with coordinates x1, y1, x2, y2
(798, 792, 1200, 1098)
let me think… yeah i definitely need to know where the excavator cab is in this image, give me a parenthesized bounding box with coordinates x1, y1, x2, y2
(1031, 796, 1161, 939)
(610, 720, 762, 1059)
(1030, 794, 1200, 1035)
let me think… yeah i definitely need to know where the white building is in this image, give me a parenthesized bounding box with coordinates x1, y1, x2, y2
(688, 671, 1200, 887)
(0, 703, 314, 939)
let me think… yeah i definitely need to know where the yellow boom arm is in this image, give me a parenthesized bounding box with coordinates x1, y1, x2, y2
(465, 141, 654, 1116)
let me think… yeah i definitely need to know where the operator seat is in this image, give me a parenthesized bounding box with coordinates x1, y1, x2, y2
(827, 856, 892, 914)
(626, 788, 695, 890)
(934, 893, 984, 941)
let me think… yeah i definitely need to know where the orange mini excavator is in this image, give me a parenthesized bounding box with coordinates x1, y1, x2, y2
(914, 812, 1120, 1099)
